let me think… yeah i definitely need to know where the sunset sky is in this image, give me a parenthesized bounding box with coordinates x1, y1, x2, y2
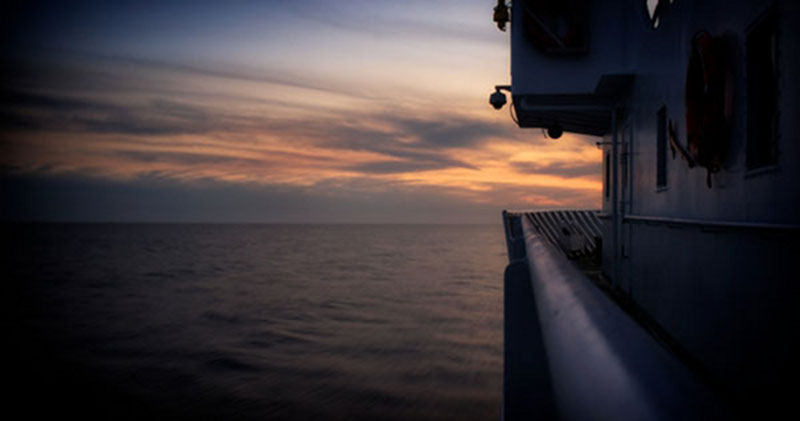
(1, 0, 601, 223)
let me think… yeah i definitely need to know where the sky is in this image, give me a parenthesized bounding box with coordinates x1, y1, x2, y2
(0, 0, 602, 223)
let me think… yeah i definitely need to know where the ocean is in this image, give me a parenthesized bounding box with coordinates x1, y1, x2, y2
(2, 223, 505, 420)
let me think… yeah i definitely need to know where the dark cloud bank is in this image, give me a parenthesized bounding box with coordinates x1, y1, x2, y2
(1, 172, 515, 224)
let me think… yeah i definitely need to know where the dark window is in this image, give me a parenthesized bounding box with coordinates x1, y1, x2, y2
(522, 0, 590, 54)
(604, 152, 610, 199)
(746, 10, 779, 169)
(656, 107, 667, 187)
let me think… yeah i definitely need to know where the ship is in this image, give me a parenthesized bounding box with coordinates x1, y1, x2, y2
(490, 1, 800, 419)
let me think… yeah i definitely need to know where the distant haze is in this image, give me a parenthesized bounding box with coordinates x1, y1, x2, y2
(1, 0, 601, 223)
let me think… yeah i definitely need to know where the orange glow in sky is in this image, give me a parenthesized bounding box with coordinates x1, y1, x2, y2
(1, 1, 601, 222)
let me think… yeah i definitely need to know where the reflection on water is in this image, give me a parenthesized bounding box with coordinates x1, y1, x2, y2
(3, 224, 505, 420)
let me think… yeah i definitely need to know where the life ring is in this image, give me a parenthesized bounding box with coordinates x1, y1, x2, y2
(685, 31, 732, 186)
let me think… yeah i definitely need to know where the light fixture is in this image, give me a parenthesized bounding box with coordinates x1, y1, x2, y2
(547, 124, 564, 139)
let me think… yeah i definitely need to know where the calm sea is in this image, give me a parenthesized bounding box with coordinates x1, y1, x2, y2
(2, 223, 506, 420)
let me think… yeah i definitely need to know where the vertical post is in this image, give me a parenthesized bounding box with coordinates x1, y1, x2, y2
(611, 107, 620, 285)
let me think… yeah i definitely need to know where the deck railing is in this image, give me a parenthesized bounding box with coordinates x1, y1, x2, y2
(501, 210, 730, 420)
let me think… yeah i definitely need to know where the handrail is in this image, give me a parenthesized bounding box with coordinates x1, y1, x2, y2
(624, 214, 800, 231)
(514, 216, 729, 420)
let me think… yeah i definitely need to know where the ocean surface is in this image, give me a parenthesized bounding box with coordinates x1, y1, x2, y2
(2, 223, 506, 420)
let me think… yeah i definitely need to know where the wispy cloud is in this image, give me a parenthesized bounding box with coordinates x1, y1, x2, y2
(284, 1, 504, 45)
(511, 160, 602, 179)
(1, 1, 602, 222)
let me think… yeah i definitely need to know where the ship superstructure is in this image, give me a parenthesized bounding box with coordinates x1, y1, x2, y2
(495, 1, 800, 418)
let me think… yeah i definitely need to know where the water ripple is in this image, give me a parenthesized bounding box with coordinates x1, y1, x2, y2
(7, 223, 505, 420)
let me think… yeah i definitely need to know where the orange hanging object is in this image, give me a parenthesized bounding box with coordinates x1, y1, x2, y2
(685, 31, 732, 187)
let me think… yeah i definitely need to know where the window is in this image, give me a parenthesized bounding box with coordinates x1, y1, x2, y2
(656, 107, 667, 188)
(746, 10, 779, 169)
(522, 0, 590, 54)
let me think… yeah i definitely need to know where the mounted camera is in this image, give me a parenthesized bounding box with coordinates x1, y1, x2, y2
(490, 91, 507, 110)
(489, 85, 511, 110)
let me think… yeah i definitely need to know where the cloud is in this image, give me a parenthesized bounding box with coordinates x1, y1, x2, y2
(71, 51, 382, 100)
(511, 160, 601, 179)
(116, 150, 266, 166)
(347, 159, 475, 175)
(0, 89, 214, 135)
(0, 171, 510, 223)
(296, 114, 518, 168)
(285, 1, 504, 46)
(0, 80, 515, 179)
(391, 117, 511, 149)
(0, 15, 603, 224)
